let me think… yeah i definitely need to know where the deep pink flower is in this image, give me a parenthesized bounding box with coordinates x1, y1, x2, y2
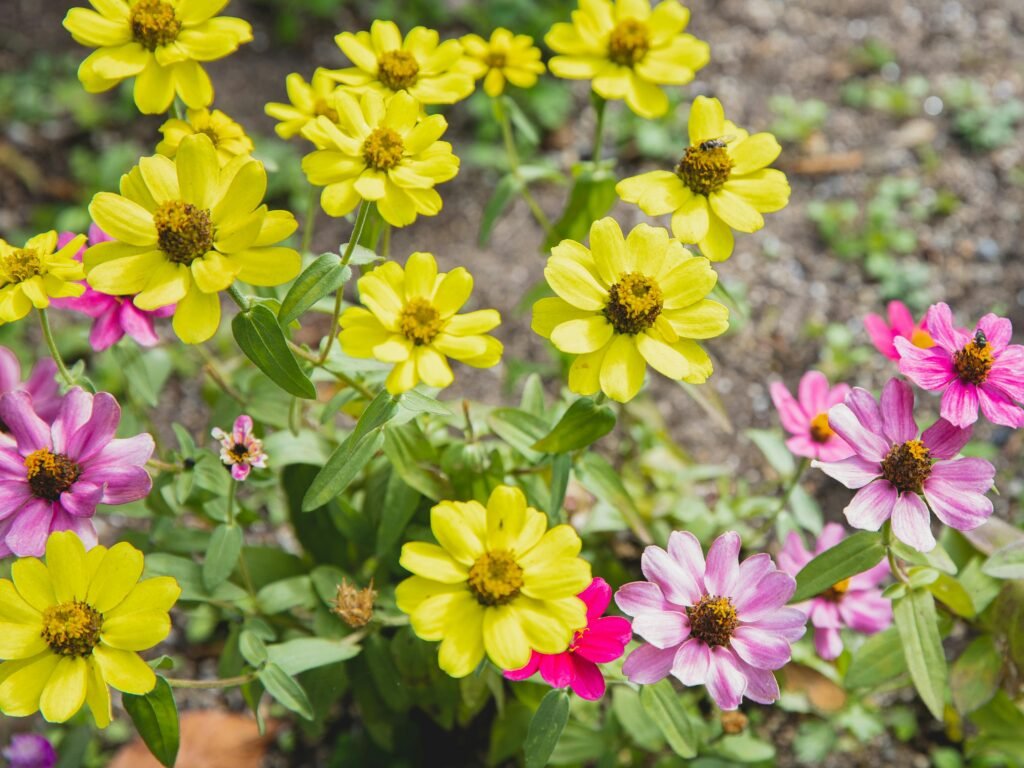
(0, 347, 61, 448)
(3, 734, 57, 768)
(212, 415, 267, 481)
(770, 371, 854, 461)
(864, 300, 934, 360)
(54, 226, 174, 351)
(615, 531, 806, 710)
(777, 523, 891, 660)
(896, 303, 1024, 428)
(0, 388, 154, 557)
(504, 577, 631, 700)
(814, 378, 994, 552)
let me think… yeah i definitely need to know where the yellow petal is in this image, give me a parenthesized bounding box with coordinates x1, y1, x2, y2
(443, 309, 500, 336)
(177, 134, 219, 209)
(415, 346, 454, 388)
(172, 285, 221, 343)
(432, 267, 473, 317)
(660, 257, 717, 309)
(664, 299, 730, 338)
(0, 623, 48, 659)
(89, 193, 157, 247)
(430, 501, 487, 565)
(636, 331, 690, 379)
(172, 60, 214, 109)
(101, 611, 170, 651)
(531, 296, 592, 339)
(84, 542, 143, 613)
(105, 577, 181, 620)
(728, 133, 782, 175)
(688, 95, 725, 146)
(399, 543, 468, 584)
(568, 347, 607, 396)
(0, 580, 41, 624)
(40, 656, 88, 723)
(482, 604, 531, 670)
(91, 644, 155, 695)
(515, 596, 584, 654)
(485, 485, 528, 552)
(133, 59, 175, 114)
(135, 260, 191, 309)
(85, 658, 112, 729)
(699, 212, 735, 262)
(385, 358, 418, 394)
(519, 525, 585, 584)
(409, 588, 476, 642)
(723, 168, 791, 213)
(46, 531, 87, 603)
(87, 251, 166, 296)
(599, 334, 646, 403)
(437, 598, 485, 677)
(624, 75, 669, 119)
(550, 315, 614, 354)
(404, 252, 438, 299)
(670, 194, 710, 243)
(11, 559, 56, 613)
(232, 245, 301, 287)
(545, 256, 606, 311)
(709, 188, 764, 233)
(190, 251, 237, 294)
(0, 653, 60, 717)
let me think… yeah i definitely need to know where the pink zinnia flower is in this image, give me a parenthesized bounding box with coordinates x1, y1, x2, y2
(53, 226, 174, 351)
(212, 415, 267, 481)
(769, 370, 854, 461)
(615, 531, 806, 710)
(504, 577, 632, 700)
(814, 378, 995, 552)
(777, 523, 891, 660)
(3, 733, 56, 768)
(896, 303, 1024, 428)
(0, 388, 154, 557)
(0, 348, 61, 447)
(864, 300, 934, 360)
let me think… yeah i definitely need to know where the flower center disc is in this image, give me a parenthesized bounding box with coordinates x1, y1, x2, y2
(953, 335, 994, 385)
(686, 595, 739, 648)
(604, 272, 663, 335)
(880, 439, 932, 494)
(130, 0, 181, 50)
(228, 442, 250, 463)
(398, 297, 442, 345)
(2, 248, 42, 283)
(467, 550, 524, 606)
(823, 577, 852, 602)
(24, 449, 80, 501)
(910, 328, 934, 349)
(41, 600, 103, 657)
(154, 200, 214, 265)
(608, 19, 650, 66)
(485, 51, 508, 69)
(809, 412, 834, 443)
(362, 127, 405, 171)
(377, 50, 420, 91)
(676, 144, 734, 196)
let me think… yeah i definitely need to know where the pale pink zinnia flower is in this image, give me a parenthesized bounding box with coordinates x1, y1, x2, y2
(54, 226, 174, 351)
(814, 378, 995, 552)
(896, 303, 1024, 428)
(769, 370, 854, 461)
(777, 523, 891, 660)
(0, 347, 61, 447)
(615, 531, 806, 710)
(212, 415, 267, 481)
(504, 577, 632, 700)
(864, 300, 934, 360)
(0, 388, 154, 557)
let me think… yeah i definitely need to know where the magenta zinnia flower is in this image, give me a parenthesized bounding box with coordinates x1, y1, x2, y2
(896, 303, 1024, 428)
(777, 523, 891, 660)
(53, 226, 174, 351)
(0, 347, 60, 448)
(2, 734, 57, 768)
(864, 300, 933, 361)
(814, 378, 995, 552)
(212, 415, 267, 481)
(770, 370, 853, 461)
(0, 388, 154, 557)
(504, 577, 631, 700)
(615, 531, 806, 710)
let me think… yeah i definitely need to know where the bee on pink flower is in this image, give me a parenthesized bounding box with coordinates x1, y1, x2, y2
(864, 300, 933, 361)
(212, 415, 267, 481)
(769, 370, 853, 461)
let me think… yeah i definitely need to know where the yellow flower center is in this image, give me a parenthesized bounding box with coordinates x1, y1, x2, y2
(809, 412, 834, 443)
(685, 595, 739, 648)
(25, 448, 81, 501)
(823, 577, 852, 602)
(129, 0, 182, 51)
(377, 50, 420, 91)
(362, 127, 405, 171)
(227, 442, 250, 464)
(467, 550, 524, 606)
(485, 51, 508, 69)
(953, 331, 994, 385)
(314, 98, 339, 122)
(607, 18, 650, 66)
(1, 248, 42, 283)
(41, 600, 103, 657)
(153, 200, 214, 265)
(880, 439, 932, 494)
(910, 328, 934, 349)
(676, 143, 734, 196)
(398, 297, 443, 345)
(604, 271, 663, 335)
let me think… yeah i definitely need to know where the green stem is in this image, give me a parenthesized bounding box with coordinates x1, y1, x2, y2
(318, 201, 372, 365)
(38, 309, 74, 387)
(591, 93, 608, 164)
(380, 222, 392, 260)
(164, 672, 257, 690)
(227, 284, 250, 312)
(884, 523, 912, 585)
(492, 96, 553, 236)
(226, 478, 238, 527)
(772, 456, 810, 516)
(300, 185, 319, 255)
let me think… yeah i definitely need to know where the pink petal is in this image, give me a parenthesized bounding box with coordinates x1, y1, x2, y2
(615, 581, 671, 616)
(924, 485, 992, 532)
(816, 523, 847, 554)
(0, 347, 21, 391)
(814, 626, 843, 660)
(233, 415, 254, 439)
(988, 346, 1024, 400)
(810, 599, 841, 628)
(59, 480, 103, 517)
(574, 616, 631, 662)
(4, 499, 55, 557)
(844, 387, 884, 437)
(48, 509, 97, 549)
(730, 625, 793, 670)
(118, 302, 161, 347)
(579, 577, 612, 622)
(744, 607, 807, 642)
(51, 388, 93, 455)
(667, 531, 707, 594)
(927, 457, 995, 494)
(798, 371, 832, 417)
(776, 531, 812, 576)
(504, 652, 540, 681)
(85, 466, 151, 504)
(622, 643, 676, 684)
(729, 553, 775, 610)
(0, 447, 26, 477)
(703, 531, 741, 596)
(887, 301, 917, 337)
(880, 378, 917, 444)
(813, 455, 881, 489)
(631, 610, 690, 649)
(88, 306, 126, 351)
(0, 480, 33, 519)
(706, 647, 747, 710)
(864, 312, 898, 359)
(568, 655, 606, 700)
(670, 637, 710, 686)
(921, 418, 971, 459)
(66, 392, 121, 462)
(641, 544, 701, 606)
(890, 493, 935, 552)
(86, 434, 155, 471)
(770, 381, 807, 435)
(816, 437, 856, 462)
(735, 570, 795, 620)
(827, 403, 888, 462)
(895, 340, 956, 390)
(785, 434, 819, 460)
(232, 463, 252, 481)
(975, 314, 1012, 350)
(925, 303, 968, 352)
(0, 392, 52, 451)
(843, 480, 898, 531)
(539, 651, 575, 688)
(977, 386, 1024, 428)
(838, 591, 892, 634)
(735, 659, 779, 704)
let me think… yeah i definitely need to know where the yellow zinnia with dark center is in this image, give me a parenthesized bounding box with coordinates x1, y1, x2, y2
(157, 107, 254, 164)
(396, 485, 591, 678)
(265, 68, 341, 140)
(0, 232, 87, 323)
(617, 96, 791, 262)
(458, 28, 546, 97)
(533, 218, 728, 403)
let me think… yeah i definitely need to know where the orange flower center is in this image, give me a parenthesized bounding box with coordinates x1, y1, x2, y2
(398, 298, 442, 345)
(823, 577, 852, 602)
(608, 19, 650, 66)
(41, 600, 103, 657)
(467, 550, 524, 606)
(604, 272, 663, 335)
(676, 143, 734, 196)
(686, 595, 739, 647)
(953, 331, 994, 385)
(377, 50, 420, 91)
(880, 439, 932, 494)
(24, 448, 80, 501)
(910, 328, 934, 349)
(130, 0, 181, 50)
(1, 248, 42, 283)
(362, 127, 405, 171)
(153, 200, 214, 265)
(809, 412, 834, 443)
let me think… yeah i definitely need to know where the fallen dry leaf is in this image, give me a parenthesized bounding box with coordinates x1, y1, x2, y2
(782, 663, 847, 712)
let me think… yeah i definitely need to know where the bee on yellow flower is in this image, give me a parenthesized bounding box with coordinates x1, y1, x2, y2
(458, 28, 546, 97)
(0, 233, 86, 323)
(265, 69, 342, 140)
(157, 108, 253, 164)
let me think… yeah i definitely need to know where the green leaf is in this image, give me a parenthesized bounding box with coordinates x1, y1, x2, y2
(232, 304, 316, 399)
(532, 397, 616, 453)
(545, 161, 617, 249)
(524, 689, 570, 768)
(278, 254, 352, 326)
(640, 679, 697, 758)
(548, 454, 571, 524)
(397, 389, 452, 416)
(910, 568, 974, 618)
(375, 470, 421, 557)
(266, 637, 361, 675)
(982, 540, 1024, 580)
(339, 241, 380, 266)
(479, 174, 521, 246)
(258, 662, 314, 720)
(143, 553, 249, 604)
(202, 524, 243, 592)
(746, 428, 796, 476)
(239, 629, 268, 666)
(791, 531, 886, 603)
(843, 627, 907, 688)
(487, 408, 548, 462)
(951, 635, 1001, 714)
(123, 677, 179, 768)
(894, 588, 948, 720)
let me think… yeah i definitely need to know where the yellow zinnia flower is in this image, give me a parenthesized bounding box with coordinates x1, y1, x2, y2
(617, 96, 791, 262)
(533, 218, 728, 402)
(265, 68, 340, 140)
(340, 252, 502, 395)
(63, 0, 253, 115)
(458, 28, 546, 97)
(156, 107, 254, 164)
(301, 90, 460, 228)
(85, 134, 301, 344)
(0, 531, 180, 727)
(546, 0, 709, 118)
(326, 19, 474, 106)
(0, 232, 86, 323)
(396, 485, 591, 677)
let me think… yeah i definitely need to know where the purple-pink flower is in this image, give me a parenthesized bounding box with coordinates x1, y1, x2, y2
(864, 300, 933, 361)
(504, 577, 632, 700)
(0, 348, 61, 447)
(2, 734, 56, 768)
(814, 378, 995, 552)
(54, 226, 174, 351)
(770, 370, 854, 461)
(615, 531, 806, 710)
(212, 415, 267, 481)
(777, 523, 891, 660)
(896, 303, 1024, 429)
(0, 388, 154, 557)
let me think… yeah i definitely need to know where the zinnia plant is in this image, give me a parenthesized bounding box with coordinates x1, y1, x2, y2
(156, 107, 254, 164)
(864, 300, 933, 361)
(770, 370, 853, 461)
(0, 348, 60, 439)
(458, 28, 546, 97)
(212, 415, 267, 481)
(0, 232, 86, 324)
(265, 68, 343, 140)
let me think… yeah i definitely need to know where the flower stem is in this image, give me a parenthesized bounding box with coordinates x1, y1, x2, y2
(773, 456, 810, 516)
(38, 309, 74, 387)
(300, 185, 319, 255)
(883, 523, 912, 585)
(492, 96, 553, 236)
(318, 200, 372, 365)
(591, 92, 608, 164)
(226, 478, 238, 527)
(164, 672, 257, 690)
(227, 284, 250, 312)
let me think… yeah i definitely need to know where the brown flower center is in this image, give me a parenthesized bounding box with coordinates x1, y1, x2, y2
(822, 577, 851, 602)
(604, 272, 663, 335)
(25, 449, 80, 501)
(686, 595, 739, 648)
(153, 200, 214, 265)
(1, 248, 42, 283)
(953, 331, 994, 385)
(880, 439, 932, 494)
(398, 297, 442, 345)
(809, 412, 834, 443)
(362, 127, 405, 171)
(130, 0, 181, 51)
(41, 600, 103, 657)
(227, 442, 250, 464)
(377, 50, 420, 91)
(608, 19, 649, 66)
(676, 143, 734, 196)
(467, 550, 524, 606)
(485, 51, 507, 69)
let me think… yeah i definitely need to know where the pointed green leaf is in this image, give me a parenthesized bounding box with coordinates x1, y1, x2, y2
(791, 531, 886, 603)
(532, 397, 616, 453)
(951, 635, 1001, 714)
(202, 524, 243, 592)
(640, 679, 697, 758)
(524, 689, 570, 768)
(894, 588, 948, 720)
(123, 677, 179, 768)
(982, 540, 1024, 580)
(232, 304, 316, 399)
(259, 662, 314, 720)
(844, 627, 907, 689)
(278, 253, 351, 325)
